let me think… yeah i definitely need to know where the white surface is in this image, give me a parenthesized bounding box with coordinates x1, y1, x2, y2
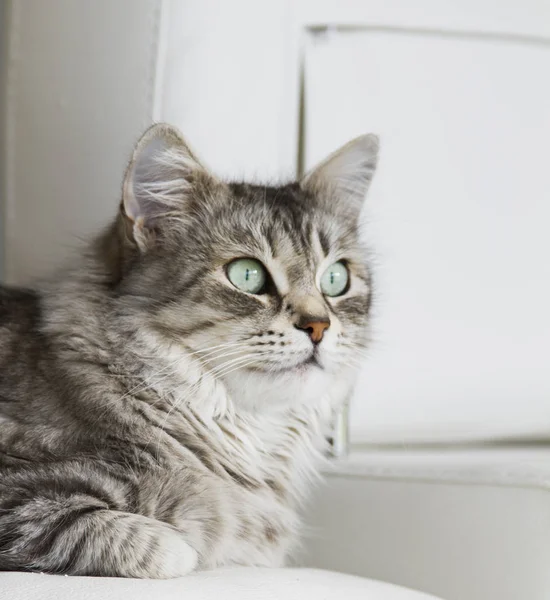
(158, 0, 299, 181)
(304, 27, 550, 443)
(303, 446, 550, 600)
(0, 568, 442, 600)
(291, 0, 550, 37)
(331, 445, 550, 490)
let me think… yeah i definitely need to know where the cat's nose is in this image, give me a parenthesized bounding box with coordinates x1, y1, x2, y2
(295, 317, 330, 344)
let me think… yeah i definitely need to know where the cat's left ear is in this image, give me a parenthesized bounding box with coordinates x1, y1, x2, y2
(301, 134, 379, 218)
(121, 123, 210, 250)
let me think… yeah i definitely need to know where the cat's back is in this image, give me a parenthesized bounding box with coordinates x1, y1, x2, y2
(0, 284, 40, 320)
(0, 285, 46, 390)
(0, 285, 41, 352)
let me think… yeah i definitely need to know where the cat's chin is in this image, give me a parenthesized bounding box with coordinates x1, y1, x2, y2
(222, 359, 332, 412)
(267, 354, 324, 375)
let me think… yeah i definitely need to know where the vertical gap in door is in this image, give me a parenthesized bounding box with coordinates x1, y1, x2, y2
(296, 39, 307, 178)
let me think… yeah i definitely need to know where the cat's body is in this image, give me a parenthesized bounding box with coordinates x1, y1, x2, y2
(0, 124, 378, 577)
(0, 275, 324, 576)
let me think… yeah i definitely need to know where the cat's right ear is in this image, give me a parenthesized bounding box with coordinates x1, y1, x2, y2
(121, 123, 207, 251)
(301, 134, 379, 220)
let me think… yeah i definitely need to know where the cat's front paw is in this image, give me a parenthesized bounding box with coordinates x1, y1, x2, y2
(152, 532, 199, 579)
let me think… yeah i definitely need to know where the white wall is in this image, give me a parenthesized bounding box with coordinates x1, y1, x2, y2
(157, 0, 301, 181)
(2, 0, 161, 284)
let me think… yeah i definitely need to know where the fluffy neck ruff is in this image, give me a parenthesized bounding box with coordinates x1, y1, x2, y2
(128, 326, 340, 504)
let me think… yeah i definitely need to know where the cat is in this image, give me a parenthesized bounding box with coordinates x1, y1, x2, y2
(0, 123, 378, 578)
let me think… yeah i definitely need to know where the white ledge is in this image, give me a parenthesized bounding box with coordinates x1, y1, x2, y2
(325, 444, 550, 491)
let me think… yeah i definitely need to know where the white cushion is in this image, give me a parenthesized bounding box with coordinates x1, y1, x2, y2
(1, 568, 442, 600)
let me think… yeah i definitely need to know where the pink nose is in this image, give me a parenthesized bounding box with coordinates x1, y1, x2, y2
(295, 319, 330, 344)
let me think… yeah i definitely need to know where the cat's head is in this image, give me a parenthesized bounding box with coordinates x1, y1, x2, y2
(114, 124, 379, 411)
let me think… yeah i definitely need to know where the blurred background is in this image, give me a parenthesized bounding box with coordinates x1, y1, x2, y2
(1, 2, 550, 599)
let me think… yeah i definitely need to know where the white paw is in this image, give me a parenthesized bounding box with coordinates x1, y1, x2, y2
(154, 530, 198, 579)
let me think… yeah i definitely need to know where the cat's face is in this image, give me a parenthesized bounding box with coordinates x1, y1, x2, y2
(118, 124, 378, 410)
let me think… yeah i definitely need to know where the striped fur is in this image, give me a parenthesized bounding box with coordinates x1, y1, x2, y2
(0, 124, 379, 577)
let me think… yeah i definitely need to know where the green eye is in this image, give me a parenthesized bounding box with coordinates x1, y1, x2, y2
(226, 258, 267, 294)
(320, 261, 349, 297)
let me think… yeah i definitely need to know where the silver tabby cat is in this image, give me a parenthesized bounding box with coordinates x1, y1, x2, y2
(0, 124, 378, 577)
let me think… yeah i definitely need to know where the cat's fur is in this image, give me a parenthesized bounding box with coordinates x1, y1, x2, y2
(0, 124, 378, 577)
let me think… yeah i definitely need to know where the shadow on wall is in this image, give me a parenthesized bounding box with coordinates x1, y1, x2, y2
(0, 0, 7, 282)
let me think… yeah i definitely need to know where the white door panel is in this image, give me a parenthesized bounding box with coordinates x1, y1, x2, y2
(304, 29, 550, 442)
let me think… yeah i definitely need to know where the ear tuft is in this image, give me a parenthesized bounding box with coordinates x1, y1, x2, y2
(301, 134, 380, 215)
(122, 123, 206, 248)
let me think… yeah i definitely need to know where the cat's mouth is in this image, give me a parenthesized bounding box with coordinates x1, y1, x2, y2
(245, 348, 326, 375)
(287, 352, 324, 374)
(302, 354, 323, 369)
(246, 350, 324, 374)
